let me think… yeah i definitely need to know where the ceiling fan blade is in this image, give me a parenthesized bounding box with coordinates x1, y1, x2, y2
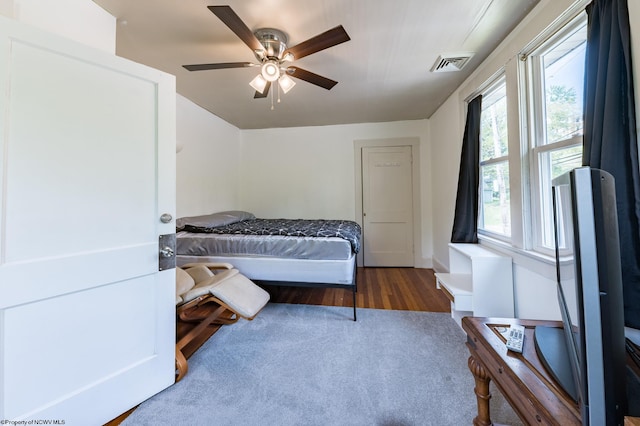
(183, 62, 253, 71)
(208, 6, 264, 53)
(288, 67, 338, 90)
(283, 25, 350, 60)
(254, 81, 271, 98)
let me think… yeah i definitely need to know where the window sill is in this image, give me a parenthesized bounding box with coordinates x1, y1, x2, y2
(478, 235, 557, 280)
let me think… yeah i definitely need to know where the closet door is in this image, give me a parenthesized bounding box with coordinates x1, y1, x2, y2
(362, 145, 414, 266)
(0, 16, 176, 424)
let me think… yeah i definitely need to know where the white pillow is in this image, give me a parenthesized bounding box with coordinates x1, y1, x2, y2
(176, 210, 255, 230)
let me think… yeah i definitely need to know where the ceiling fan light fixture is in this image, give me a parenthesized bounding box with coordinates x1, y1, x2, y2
(261, 61, 280, 82)
(249, 74, 268, 94)
(278, 74, 296, 94)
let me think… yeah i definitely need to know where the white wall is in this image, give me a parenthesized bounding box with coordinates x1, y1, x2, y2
(0, 0, 13, 17)
(239, 119, 434, 265)
(176, 95, 242, 217)
(1, 0, 115, 53)
(429, 0, 640, 320)
(429, 95, 464, 273)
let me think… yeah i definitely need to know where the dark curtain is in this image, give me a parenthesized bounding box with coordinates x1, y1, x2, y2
(451, 95, 482, 243)
(584, 0, 640, 328)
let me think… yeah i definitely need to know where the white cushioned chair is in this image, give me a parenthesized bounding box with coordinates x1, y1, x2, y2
(175, 262, 270, 381)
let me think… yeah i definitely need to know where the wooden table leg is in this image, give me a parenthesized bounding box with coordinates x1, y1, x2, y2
(468, 355, 492, 426)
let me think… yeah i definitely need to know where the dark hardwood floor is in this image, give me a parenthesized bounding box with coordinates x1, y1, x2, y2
(105, 267, 449, 425)
(265, 267, 451, 312)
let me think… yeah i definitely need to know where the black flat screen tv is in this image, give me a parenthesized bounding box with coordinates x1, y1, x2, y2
(537, 166, 628, 425)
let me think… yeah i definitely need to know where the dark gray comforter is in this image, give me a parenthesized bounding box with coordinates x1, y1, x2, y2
(183, 218, 362, 254)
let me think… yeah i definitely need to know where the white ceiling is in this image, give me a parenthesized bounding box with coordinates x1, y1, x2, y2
(92, 0, 540, 129)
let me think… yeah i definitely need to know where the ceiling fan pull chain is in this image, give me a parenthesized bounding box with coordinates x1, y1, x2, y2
(277, 82, 282, 104)
(271, 86, 275, 110)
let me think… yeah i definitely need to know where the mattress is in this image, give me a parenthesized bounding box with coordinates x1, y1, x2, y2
(176, 231, 353, 260)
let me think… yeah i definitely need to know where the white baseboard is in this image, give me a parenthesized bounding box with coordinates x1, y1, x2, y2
(414, 256, 433, 269)
(431, 256, 448, 273)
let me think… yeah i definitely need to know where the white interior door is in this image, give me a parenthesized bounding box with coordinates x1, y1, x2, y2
(362, 146, 414, 266)
(0, 17, 176, 424)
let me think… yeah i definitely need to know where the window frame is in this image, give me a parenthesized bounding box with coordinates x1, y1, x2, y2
(478, 75, 512, 241)
(524, 13, 587, 256)
(460, 0, 590, 263)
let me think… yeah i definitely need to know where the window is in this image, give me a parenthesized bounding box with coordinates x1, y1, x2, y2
(479, 78, 511, 238)
(527, 14, 587, 253)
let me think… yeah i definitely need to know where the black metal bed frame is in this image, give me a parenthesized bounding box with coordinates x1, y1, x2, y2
(253, 267, 358, 321)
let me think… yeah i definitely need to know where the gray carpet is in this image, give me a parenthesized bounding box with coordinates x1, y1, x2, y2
(123, 304, 522, 425)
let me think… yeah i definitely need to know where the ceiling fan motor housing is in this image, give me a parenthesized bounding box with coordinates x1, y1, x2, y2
(254, 28, 288, 60)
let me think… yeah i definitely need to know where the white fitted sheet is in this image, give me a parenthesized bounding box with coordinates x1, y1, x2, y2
(176, 252, 356, 285)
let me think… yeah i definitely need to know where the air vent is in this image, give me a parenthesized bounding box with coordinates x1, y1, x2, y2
(430, 53, 474, 73)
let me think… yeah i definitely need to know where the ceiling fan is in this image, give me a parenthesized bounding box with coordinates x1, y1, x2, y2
(183, 5, 351, 100)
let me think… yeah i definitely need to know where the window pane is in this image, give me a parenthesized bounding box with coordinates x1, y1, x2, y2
(542, 27, 586, 145)
(480, 161, 511, 236)
(550, 145, 583, 179)
(481, 83, 508, 161)
(528, 13, 587, 254)
(539, 145, 583, 248)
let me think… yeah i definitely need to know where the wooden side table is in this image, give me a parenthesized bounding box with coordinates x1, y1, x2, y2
(462, 317, 581, 426)
(462, 316, 640, 425)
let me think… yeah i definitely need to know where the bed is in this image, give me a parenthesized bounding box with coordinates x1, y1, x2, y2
(175, 211, 361, 320)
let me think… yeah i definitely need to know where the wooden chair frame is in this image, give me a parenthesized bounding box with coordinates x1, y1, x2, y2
(174, 263, 269, 382)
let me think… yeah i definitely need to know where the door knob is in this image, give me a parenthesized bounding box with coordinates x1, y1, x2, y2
(160, 246, 174, 258)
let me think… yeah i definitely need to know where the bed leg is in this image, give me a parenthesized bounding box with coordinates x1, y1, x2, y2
(352, 286, 357, 321)
(351, 266, 358, 321)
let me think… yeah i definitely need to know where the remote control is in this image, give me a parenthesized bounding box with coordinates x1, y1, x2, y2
(506, 325, 525, 353)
